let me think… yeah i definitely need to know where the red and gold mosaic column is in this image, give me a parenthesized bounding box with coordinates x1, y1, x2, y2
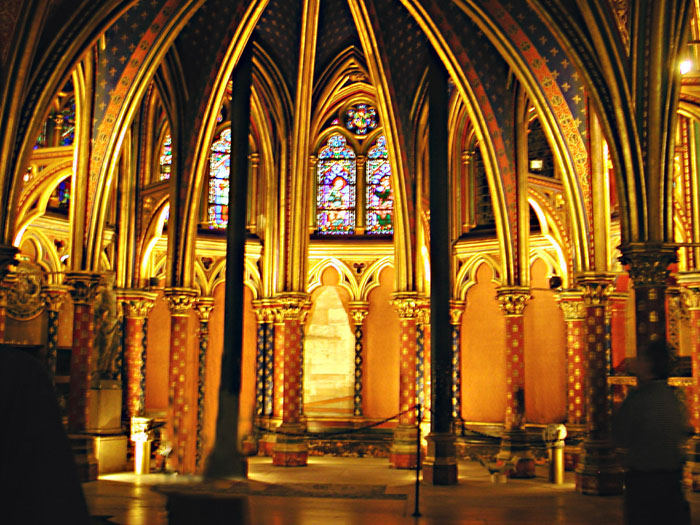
(272, 293, 309, 467)
(557, 291, 586, 426)
(164, 288, 197, 474)
(41, 285, 70, 380)
(194, 297, 215, 470)
(575, 275, 623, 495)
(419, 301, 431, 424)
(390, 293, 420, 469)
(349, 302, 369, 418)
(496, 287, 533, 477)
(680, 278, 700, 490)
(65, 272, 101, 433)
(116, 290, 156, 422)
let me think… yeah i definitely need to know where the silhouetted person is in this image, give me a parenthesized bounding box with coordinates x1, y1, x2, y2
(612, 340, 691, 525)
(0, 348, 91, 524)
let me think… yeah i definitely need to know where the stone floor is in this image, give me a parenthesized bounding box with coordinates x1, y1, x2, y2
(84, 457, 700, 524)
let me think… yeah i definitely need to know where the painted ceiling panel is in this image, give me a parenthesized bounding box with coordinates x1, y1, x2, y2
(314, 0, 361, 81)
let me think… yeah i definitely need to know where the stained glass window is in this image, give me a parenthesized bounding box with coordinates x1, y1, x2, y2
(345, 104, 377, 135)
(48, 177, 71, 211)
(159, 134, 172, 180)
(317, 133, 356, 234)
(365, 135, 393, 234)
(59, 99, 76, 146)
(208, 129, 231, 229)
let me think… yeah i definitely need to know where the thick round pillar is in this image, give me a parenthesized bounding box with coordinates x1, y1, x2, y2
(575, 275, 623, 495)
(165, 288, 197, 474)
(65, 272, 101, 433)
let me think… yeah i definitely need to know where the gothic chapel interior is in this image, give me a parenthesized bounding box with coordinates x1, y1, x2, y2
(3, 0, 700, 494)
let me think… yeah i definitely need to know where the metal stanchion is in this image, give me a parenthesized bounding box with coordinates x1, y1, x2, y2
(543, 424, 567, 484)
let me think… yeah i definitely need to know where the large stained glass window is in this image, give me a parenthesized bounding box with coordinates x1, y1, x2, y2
(159, 134, 172, 181)
(365, 135, 393, 234)
(208, 129, 231, 229)
(317, 133, 356, 234)
(345, 104, 377, 135)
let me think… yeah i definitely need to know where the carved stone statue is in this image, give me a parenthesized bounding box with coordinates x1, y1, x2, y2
(94, 274, 121, 381)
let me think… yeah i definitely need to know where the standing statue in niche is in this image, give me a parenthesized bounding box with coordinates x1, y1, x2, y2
(94, 274, 121, 381)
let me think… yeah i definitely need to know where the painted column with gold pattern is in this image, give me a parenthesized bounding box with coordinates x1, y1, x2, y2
(349, 302, 369, 417)
(418, 301, 431, 423)
(449, 301, 465, 433)
(117, 290, 156, 422)
(679, 276, 700, 491)
(42, 285, 70, 380)
(164, 288, 197, 474)
(575, 275, 623, 495)
(194, 297, 214, 470)
(66, 272, 101, 432)
(272, 293, 309, 466)
(558, 291, 586, 426)
(496, 287, 533, 477)
(390, 292, 420, 469)
(254, 300, 277, 456)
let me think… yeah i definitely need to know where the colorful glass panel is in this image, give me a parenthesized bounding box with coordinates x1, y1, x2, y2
(345, 104, 377, 135)
(208, 129, 231, 229)
(317, 134, 356, 234)
(365, 135, 393, 234)
(159, 134, 172, 180)
(59, 99, 76, 146)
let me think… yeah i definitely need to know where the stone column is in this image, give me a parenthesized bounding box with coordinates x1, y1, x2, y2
(349, 302, 369, 418)
(390, 292, 420, 469)
(496, 287, 533, 477)
(194, 297, 214, 471)
(117, 290, 156, 422)
(42, 285, 70, 380)
(65, 272, 101, 433)
(680, 278, 700, 490)
(418, 301, 431, 423)
(272, 293, 309, 467)
(449, 300, 465, 433)
(253, 300, 277, 456)
(575, 275, 623, 495)
(558, 291, 586, 426)
(164, 287, 197, 474)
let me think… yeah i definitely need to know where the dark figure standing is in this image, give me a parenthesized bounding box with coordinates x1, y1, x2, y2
(612, 340, 691, 525)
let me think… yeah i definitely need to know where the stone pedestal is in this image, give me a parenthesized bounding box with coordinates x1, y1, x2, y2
(390, 424, 418, 469)
(86, 380, 127, 474)
(422, 433, 457, 485)
(94, 435, 128, 474)
(272, 423, 308, 466)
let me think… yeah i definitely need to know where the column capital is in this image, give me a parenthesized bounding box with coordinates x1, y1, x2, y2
(391, 292, 422, 319)
(449, 300, 465, 325)
(252, 298, 278, 323)
(349, 301, 370, 325)
(41, 284, 71, 312)
(496, 286, 530, 316)
(65, 272, 101, 304)
(164, 287, 197, 316)
(116, 289, 157, 319)
(195, 297, 215, 322)
(575, 273, 614, 306)
(557, 293, 585, 321)
(274, 292, 310, 322)
(619, 243, 677, 286)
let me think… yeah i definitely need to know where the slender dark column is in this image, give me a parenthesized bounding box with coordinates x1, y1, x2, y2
(204, 45, 253, 479)
(449, 301, 465, 433)
(422, 50, 457, 485)
(195, 298, 214, 472)
(349, 303, 369, 417)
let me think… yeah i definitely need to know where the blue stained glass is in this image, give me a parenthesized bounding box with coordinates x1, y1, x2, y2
(59, 100, 75, 146)
(159, 134, 172, 180)
(317, 133, 356, 234)
(208, 129, 231, 229)
(365, 135, 393, 234)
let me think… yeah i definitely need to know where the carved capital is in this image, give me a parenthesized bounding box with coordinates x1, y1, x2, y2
(391, 292, 422, 319)
(195, 297, 215, 323)
(682, 286, 700, 311)
(65, 272, 101, 305)
(117, 289, 157, 319)
(576, 274, 614, 306)
(449, 300, 465, 325)
(619, 243, 676, 287)
(496, 287, 530, 316)
(164, 287, 197, 316)
(252, 299, 278, 324)
(274, 292, 310, 322)
(0, 244, 19, 282)
(557, 291, 585, 321)
(41, 285, 71, 312)
(349, 301, 369, 326)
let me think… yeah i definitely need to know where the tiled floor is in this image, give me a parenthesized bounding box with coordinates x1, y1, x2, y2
(84, 457, 700, 524)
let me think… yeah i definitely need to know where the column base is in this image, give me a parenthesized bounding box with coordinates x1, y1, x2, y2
(575, 439, 623, 495)
(422, 432, 458, 485)
(69, 435, 98, 482)
(390, 424, 418, 469)
(497, 429, 535, 478)
(258, 433, 276, 456)
(272, 423, 307, 467)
